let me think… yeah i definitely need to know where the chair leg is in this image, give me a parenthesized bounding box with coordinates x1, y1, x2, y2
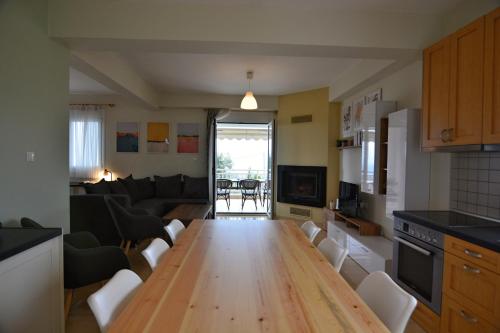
(119, 239, 125, 248)
(226, 196, 230, 209)
(254, 196, 257, 210)
(64, 289, 73, 320)
(124, 240, 132, 255)
(242, 196, 245, 209)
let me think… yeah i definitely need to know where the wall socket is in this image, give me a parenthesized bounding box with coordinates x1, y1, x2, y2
(26, 152, 35, 162)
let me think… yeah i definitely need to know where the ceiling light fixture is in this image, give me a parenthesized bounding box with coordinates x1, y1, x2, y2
(240, 71, 258, 110)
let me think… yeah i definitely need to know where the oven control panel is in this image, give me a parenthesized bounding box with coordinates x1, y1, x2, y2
(394, 218, 444, 249)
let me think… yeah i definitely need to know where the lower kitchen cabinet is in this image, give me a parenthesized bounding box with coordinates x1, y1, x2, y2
(440, 295, 498, 333)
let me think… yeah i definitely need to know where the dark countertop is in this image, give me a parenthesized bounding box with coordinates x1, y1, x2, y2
(393, 210, 500, 252)
(0, 228, 62, 261)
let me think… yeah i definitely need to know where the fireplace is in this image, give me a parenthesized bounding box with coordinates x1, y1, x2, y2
(277, 165, 326, 208)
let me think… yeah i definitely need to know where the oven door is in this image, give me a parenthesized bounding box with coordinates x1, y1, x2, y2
(392, 231, 443, 314)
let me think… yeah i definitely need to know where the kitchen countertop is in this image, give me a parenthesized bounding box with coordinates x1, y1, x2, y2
(393, 210, 500, 252)
(0, 228, 62, 261)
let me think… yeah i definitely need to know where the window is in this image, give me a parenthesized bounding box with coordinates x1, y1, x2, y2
(69, 106, 104, 181)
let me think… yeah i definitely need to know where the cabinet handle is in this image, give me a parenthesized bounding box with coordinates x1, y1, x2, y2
(463, 264, 481, 274)
(459, 310, 478, 324)
(464, 248, 482, 259)
(440, 129, 449, 143)
(447, 128, 454, 142)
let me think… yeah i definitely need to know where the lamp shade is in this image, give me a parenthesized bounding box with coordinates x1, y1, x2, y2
(240, 91, 258, 110)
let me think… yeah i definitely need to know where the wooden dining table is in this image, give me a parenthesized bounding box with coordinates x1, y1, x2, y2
(109, 219, 389, 333)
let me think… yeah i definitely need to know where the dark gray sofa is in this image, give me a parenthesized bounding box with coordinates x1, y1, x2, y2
(70, 174, 208, 245)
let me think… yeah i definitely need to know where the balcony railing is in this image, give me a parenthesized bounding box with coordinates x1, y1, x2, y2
(216, 169, 268, 181)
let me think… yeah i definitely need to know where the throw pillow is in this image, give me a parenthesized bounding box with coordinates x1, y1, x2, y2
(83, 178, 110, 194)
(182, 176, 209, 199)
(154, 174, 182, 198)
(108, 180, 129, 195)
(135, 177, 155, 200)
(118, 175, 141, 204)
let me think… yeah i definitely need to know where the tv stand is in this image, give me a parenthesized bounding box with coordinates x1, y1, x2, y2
(324, 209, 381, 236)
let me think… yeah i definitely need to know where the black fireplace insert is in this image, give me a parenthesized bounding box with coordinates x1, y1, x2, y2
(277, 165, 326, 208)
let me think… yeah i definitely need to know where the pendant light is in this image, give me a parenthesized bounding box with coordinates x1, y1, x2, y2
(240, 71, 258, 110)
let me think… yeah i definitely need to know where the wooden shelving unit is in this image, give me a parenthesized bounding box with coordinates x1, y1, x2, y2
(378, 118, 388, 195)
(324, 208, 381, 236)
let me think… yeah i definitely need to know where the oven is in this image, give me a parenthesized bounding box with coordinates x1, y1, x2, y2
(393, 218, 444, 314)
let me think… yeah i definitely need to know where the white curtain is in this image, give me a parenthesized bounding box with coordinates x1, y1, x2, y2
(69, 105, 104, 181)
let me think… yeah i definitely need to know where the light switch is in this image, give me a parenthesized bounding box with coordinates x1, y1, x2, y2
(26, 152, 35, 162)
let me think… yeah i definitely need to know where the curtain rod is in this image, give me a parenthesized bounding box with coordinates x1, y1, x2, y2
(70, 103, 115, 107)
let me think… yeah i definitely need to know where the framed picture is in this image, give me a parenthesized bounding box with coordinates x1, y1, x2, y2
(341, 103, 353, 138)
(365, 88, 383, 104)
(353, 97, 365, 131)
(147, 122, 170, 153)
(116, 122, 139, 153)
(177, 123, 199, 153)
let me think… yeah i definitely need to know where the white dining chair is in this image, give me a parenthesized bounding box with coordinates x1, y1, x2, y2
(87, 269, 143, 333)
(300, 220, 321, 243)
(356, 271, 417, 333)
(317, 237, 349, 272)
(141, 238, 170, 270)
(164, 219, 186, 244)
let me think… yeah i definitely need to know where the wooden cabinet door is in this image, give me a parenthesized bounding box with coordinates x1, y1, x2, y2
(483, 8, 500, 143)
(422, 38, 451, 147)
(441, 295, 498, 333)
(448, 17, 485, 145)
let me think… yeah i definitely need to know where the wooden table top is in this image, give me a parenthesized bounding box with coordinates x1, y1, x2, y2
(109, 219, 389, 333)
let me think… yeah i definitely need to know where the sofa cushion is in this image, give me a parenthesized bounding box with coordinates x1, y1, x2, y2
(84, 179, 110, 194)
(118, 175, 141, 203)
(182, 176, 208, 199)
(108, 180, 129, 195)
(132, 198, 169, 217)
(135, 177, 155, 200)
(155, 174, 182, 198)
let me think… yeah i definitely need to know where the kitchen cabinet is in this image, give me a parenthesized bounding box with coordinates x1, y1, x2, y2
(483, 8, 500, 143)
(422, 37, 451, 148)
(441, 235, 500, 332)
(422, 14, 491, 149)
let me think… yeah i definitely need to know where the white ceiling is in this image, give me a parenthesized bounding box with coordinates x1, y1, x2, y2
(69, 68, 116, 95)
(123, 53, 363, 95)
(153, 0, 463, 14)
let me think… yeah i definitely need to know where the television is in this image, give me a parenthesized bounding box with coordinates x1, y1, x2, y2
(338, 181, 359, 217)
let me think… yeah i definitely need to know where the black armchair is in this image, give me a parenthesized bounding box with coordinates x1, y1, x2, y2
(20, 217, 43, 229)
(104, 196, 171, 254)
(63, 231, 130, 318)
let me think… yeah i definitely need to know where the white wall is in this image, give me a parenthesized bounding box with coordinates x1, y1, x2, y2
(70, 95, 208, 179)
(0, 0, 70, 229)
(338, 60, 450, 237)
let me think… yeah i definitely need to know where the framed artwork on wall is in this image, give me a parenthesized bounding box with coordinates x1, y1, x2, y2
(353, 97, 365, 131)
(116, 122, 139, 153)
(177, 123, 199, 153)
(365, 88, 383, 104)
(341, 103, 353, 138)
(147, 122, 170, 153)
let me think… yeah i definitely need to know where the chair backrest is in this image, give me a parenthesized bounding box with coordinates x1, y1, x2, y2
(87, 269, 143, 333)
(165, 219, 185, 244)
(356, 271, 417, 333)
(317, 238, 349, 272)
(300, 220, 321, 243)
(239, 179, 259, 195)
(141, 238, 170, 270)
(20, 217, 43, 229)
(217, 179, 232, 189)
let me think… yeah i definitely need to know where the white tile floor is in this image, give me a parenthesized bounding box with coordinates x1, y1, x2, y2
(215, 197, 269, 214)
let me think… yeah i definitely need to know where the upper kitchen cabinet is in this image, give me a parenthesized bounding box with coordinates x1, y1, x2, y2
(422, 15, 489, 149)
(449, 17, 485, 146)
(483, 8, 500, 144)
(422, 37, 451, 148)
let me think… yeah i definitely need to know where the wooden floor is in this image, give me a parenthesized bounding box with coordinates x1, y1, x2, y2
(66, 218, 425, 333)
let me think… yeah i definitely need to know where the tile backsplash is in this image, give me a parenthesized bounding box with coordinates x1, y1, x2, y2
(450, 152, 500, 219)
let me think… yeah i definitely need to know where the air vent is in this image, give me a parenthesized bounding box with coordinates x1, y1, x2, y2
(291, 115, 312, 123)
(289, 207, 311, 218)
